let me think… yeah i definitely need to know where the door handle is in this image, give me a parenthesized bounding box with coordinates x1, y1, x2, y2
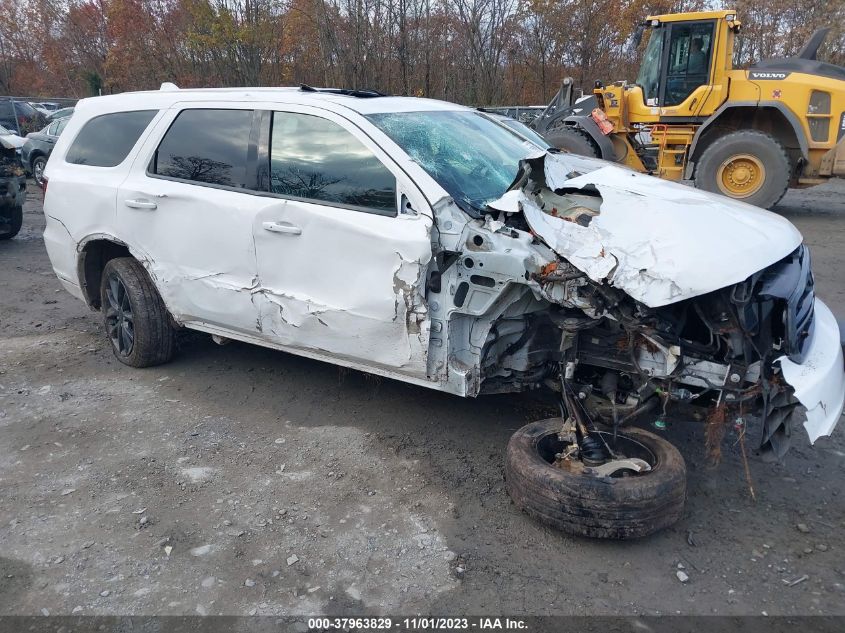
(262, 221, 302, 235)
(124, 199, 157, 210)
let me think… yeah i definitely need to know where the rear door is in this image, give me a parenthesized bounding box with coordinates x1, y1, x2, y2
(117, 104, 265, 335)
(41, 120, 62, 153)
(250, 105, 433, 375)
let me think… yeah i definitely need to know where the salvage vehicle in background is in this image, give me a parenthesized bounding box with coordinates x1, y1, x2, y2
(22, 116, 70, 185)
(30, 101, 61, 116)
(0, 123, 27, 150)
(478, 105, 546, 126)
(46, 107, 74, 123)
(478, 110, 551, 149)
(534, 10, 845, 209)
(0, 134, 26, 239)
(0, 99, 45, 136)
(42, 86, 845, 539)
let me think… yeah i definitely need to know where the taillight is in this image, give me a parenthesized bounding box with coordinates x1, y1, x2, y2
(41, 176, 48, 199)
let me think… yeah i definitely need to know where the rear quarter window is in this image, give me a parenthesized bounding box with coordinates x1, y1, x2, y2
(66, 110, 157, 167)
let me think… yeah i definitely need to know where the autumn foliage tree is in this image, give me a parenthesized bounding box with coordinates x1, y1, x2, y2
(0, 0, 842, 104)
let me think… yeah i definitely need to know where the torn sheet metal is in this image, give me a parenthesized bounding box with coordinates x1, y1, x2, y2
(778, 299, 845, 443)
(0, 133, 26, 150)
(506, 154, 804, 308)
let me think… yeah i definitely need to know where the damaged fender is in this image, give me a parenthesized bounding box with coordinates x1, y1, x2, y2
(778, 299, 845, 443)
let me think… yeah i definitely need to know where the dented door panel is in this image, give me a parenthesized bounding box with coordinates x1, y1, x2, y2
(252, 198, 432, 373)
(251, 104, 434, 376)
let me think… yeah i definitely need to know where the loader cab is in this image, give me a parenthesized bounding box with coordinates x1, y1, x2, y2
(637, 20, 715, 108)
(633, 11, 738, 116)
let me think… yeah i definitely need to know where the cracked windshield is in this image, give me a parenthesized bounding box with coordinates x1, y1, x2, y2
(368, 110, 542, 213)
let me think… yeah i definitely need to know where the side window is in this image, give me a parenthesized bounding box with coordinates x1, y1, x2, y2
(47, 121, 59, 136)
(55, 118, 69, 136)
(150, 109, 252, 188)
(269, 112, 396, 215)
(66, 110, 157, 167)
(664, 22, 715, 106)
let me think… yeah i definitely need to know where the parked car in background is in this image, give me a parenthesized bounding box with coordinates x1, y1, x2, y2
(46, 107, 74, 123)
(479, 110, 551, 149)
(478, 105, 546, 126)
(22, 117, 69, 185)
(0, 133, 25, 239)
(30, 102, 61, 116)
(0, 99, 46, 135)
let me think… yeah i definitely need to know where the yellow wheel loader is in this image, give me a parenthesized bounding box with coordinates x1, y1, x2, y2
(533, 10, 845, 209)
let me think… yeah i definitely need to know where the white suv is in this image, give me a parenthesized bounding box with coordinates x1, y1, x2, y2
(43, 86, 844, 539)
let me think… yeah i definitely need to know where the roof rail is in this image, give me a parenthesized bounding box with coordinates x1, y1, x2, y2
(299, 84, 386, 98)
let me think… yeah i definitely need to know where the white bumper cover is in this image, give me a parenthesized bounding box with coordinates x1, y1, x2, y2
(778, 299, 845, 443)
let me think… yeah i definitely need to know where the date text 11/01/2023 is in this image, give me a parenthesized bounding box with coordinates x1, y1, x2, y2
(307, 617, 529, 630)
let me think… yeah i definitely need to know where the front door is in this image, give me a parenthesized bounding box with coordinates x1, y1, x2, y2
(660, 20, 716, 112)
(250, 106, 433, 376)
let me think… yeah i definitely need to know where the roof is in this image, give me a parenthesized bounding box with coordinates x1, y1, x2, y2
(74, 86, 472, 118)
(646, 10, 736, 23)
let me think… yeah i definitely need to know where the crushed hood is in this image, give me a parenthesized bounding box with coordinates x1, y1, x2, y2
(0, 134, 26, 150)
(491, 153, 803, 307)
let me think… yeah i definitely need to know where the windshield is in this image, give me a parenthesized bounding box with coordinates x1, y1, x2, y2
(636, 27, 664, 105)
(368, 110, 541, 214)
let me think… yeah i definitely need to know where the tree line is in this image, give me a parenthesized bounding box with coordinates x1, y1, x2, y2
(1, 0, 843, 105)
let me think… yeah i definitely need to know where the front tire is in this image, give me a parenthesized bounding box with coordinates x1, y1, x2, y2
(505, 419, 686, 539)
(100, 258, 175, 367)
(694, 130, 791, 209)
(31, 155, 47, 186)
(544, 127, 600, 158)
(0, 205, 22, 240)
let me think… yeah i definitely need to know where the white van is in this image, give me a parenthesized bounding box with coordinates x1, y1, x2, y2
(42, 85, 844, 539)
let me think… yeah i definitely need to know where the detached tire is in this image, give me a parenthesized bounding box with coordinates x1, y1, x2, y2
(694, 130, 791, 209)
(100, 257, 175, 368)
(544, 127, 600, 158)
(0, 205, 23, 240)
(505, 419, 686, 539)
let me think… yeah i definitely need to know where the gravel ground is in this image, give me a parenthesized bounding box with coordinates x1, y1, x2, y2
(1, 181, 844, 617)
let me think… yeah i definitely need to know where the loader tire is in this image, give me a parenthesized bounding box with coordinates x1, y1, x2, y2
(544, 127, 600, 158)
(694, 130, 791, 209)
(100, 257, 175, 368)
(505, 419, 686, 539)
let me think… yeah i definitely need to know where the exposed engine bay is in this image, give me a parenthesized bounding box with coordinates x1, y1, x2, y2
(425, 152, 840, 462)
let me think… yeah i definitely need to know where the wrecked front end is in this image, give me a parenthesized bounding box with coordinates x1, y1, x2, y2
(527, 245, 841, 461)
(433, 153, 843, 459)
(0, 139, 26, 236)
(0, 139, 25, 208)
